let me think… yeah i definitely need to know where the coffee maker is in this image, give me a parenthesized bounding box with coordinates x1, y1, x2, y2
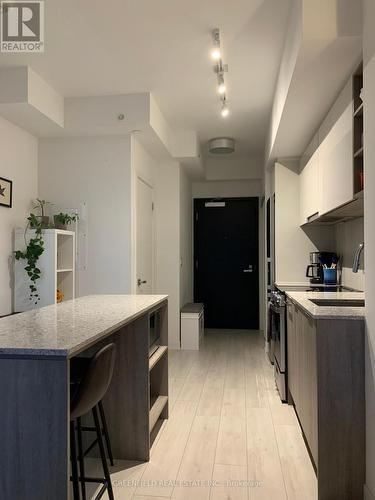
(306, 252, 338, 284)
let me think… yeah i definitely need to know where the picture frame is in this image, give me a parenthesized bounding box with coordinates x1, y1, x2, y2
(0, 177, 13, 208)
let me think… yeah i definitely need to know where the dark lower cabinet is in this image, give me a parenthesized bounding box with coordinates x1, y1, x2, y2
(287, 300, 365, 500)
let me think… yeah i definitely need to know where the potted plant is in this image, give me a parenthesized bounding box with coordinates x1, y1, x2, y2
(53, 212, 79, 230)
(14, 212, 45, 304)
(31, 199, 51, 228)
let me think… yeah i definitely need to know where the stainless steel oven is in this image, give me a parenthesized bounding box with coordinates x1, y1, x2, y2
(269, 291, 286, 401)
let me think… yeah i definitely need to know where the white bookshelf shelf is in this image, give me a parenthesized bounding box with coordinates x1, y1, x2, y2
(15, 229, 76, 312)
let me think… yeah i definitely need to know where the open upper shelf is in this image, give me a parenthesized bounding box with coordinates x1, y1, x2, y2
(353, 63, 364, 196)
(57, 232, 75, 271)
(149, 345, 168, 371)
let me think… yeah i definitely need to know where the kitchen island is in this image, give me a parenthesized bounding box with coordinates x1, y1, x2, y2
(285, 290, 364, 500)
(0, 294, 168, 500)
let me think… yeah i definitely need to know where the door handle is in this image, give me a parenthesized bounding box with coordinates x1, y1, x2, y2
(137, 278, 147, 286)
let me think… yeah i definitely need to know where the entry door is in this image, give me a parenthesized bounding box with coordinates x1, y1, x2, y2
(136, 178, 154, 294)
(194, 197, 259, 329)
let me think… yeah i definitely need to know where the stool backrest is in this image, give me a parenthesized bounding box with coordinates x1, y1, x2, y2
(70, 343, 116, 420)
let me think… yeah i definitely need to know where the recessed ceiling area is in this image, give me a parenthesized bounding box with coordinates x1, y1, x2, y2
(0, 0, 292, 158)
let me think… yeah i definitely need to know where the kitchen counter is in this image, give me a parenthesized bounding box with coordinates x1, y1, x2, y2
(286, 292, 365, 498)
(0, 294, 169, 500)
(286, 290, 365, 320)
(0, 294, 167, 357)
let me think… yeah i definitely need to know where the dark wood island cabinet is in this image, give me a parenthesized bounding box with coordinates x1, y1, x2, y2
(0, 294, 168, 500)
(286, 293, 365, 500)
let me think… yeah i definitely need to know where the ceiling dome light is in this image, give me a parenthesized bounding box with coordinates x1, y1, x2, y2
(209, 137, 235, 154)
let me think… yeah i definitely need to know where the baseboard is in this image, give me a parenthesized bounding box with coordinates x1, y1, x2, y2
(364, 484, 375, 500)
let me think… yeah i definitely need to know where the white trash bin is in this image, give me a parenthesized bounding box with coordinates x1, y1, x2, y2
(181, 303, 204, 350)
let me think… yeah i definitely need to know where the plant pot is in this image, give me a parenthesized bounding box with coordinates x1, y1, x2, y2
(30, 216, 50, 229)
(53, 216, 67, 230)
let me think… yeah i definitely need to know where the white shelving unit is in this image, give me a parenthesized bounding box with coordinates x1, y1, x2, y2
(14, 229, 76, 312)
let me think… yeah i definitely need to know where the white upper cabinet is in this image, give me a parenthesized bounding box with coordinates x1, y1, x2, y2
(318, 80, 354, 215)
(299, 78, 356, 225)
(300, 148, 320, 225)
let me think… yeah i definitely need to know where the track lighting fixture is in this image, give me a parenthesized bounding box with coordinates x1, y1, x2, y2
(211, 28, 229, 118)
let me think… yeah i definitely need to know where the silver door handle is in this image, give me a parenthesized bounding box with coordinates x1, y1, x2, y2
(137, 279, 147, 286)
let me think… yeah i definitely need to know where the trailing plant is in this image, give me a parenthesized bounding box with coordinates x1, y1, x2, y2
(54, 212, 79, 227)
(31, 199, 51, 227)
(14, 202, 51, 304)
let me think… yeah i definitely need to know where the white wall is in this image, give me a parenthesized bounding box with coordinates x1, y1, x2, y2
(154, 161, 181, 349)
(205, 157, 263, 181)
(192, 180, 261, 199)
(131, 135, 157, 294)
(335, 218, 364, 291)
(180, 167, 193, 308)
(0, 117, 38, 316)
(38, 136, 133, 297)
(38, 134, 189, 350)
(266, 0, 302, 159)
(364, 0, 375, 497)
(131, 137, 187, 349)
(274, 161, 335, 285)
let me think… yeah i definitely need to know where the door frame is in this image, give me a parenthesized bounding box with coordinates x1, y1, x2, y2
(135, 175, 156, 294)
(193, 196, 260, 329)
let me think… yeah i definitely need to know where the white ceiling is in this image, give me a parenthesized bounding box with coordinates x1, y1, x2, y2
(0, 0, 292, 157)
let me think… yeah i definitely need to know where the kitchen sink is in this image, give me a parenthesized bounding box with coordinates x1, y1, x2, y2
(309, 298, 365, 307)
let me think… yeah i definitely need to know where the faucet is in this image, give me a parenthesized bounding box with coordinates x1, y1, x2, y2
(352, 242, 364, 273)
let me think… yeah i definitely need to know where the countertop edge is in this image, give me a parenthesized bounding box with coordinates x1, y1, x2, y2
(0, 295, 168, 358)
(285, 292, 365, 321)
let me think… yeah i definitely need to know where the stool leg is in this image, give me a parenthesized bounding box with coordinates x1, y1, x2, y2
(77, 417, 86, 500)
(98, 401, 114, 466)
(70, 420, 80, 500)
(93, 406, 114, 500)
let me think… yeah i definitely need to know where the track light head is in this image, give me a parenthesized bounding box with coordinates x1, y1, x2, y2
(211, 48, 221, 60)
(221, 101, 229, 117)
(211, 28, 221, 60)
(218, 74, 226, 94)
(218, 83, 226, 94)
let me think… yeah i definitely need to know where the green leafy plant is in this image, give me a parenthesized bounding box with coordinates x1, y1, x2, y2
(54, 212, 79, 227)
(31, 199, 51, 228)
(14, 212, 45, 304)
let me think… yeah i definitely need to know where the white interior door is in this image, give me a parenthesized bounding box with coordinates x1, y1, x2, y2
(136, 177, 154, 294)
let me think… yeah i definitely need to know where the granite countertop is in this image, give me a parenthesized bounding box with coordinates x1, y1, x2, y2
(286, 291, 365, 320)
(0, 295, 167, 357)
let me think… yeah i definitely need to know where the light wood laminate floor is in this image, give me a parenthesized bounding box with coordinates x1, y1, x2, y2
(88, 330, 317, 500)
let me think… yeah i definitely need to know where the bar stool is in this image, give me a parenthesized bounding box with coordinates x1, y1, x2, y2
(71, 356, 115, 466)
(70, 343, 116, 500)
